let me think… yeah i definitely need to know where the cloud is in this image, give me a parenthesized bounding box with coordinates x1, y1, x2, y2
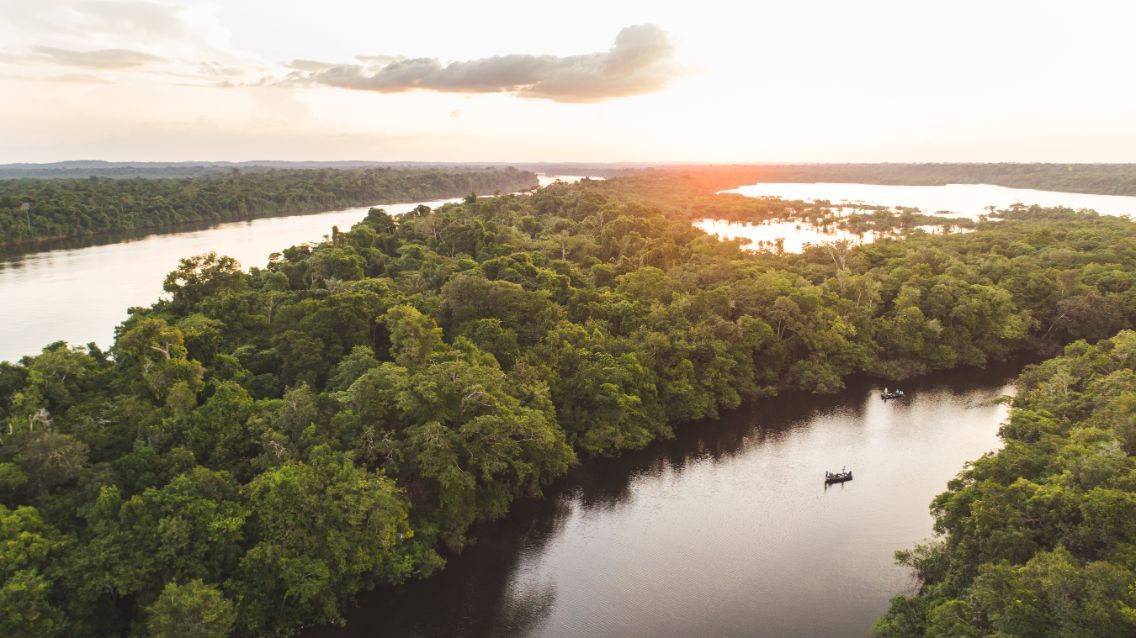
(74, 1, 189, 41)
(287, 59, 340, 73)
(52, 73, 116, 84)
(199, 61, 244, 77)
(31, 45, 165, 69)
(284, 24, 677, 103)
(0, 72, 114, 84)
(354, 54, 401, 65)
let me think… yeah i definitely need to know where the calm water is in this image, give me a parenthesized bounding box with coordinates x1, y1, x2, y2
(0, 198, 461, 362)
(537, 174, 601, 187)
(0, 176, 601, 363)
(723, 182, 1136, 219)
(309, 366, 1015, 638)
(692, 219, 963, 254)
(696, 182, 1136, 253)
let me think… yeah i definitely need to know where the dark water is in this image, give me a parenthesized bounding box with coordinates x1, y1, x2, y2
(308, 365, 1017, 638)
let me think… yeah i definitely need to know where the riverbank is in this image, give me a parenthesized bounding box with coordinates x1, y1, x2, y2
(305, 362, 1021, 637)
(0, 167, 537, 246)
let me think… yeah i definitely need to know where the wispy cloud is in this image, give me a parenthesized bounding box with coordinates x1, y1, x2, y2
(31, 45, 165, 69)
(0, 72, 115, 84)
(198, 61, 244, 77)
(286, 59, 340, 73)
(280, 24, 677, 103)
(52, 73, 116, 84)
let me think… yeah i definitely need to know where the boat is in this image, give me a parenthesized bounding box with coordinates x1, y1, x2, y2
(825, 467, 853, 484)
(881, 387, 905, 400)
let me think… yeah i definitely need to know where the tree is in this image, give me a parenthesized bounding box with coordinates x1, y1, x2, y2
(0, 506, 66, 638)
(384, 305, 443, 368)
(163, 253, 247, 313)
(145, 579, 235, 638)
(237, 447, 430, 633)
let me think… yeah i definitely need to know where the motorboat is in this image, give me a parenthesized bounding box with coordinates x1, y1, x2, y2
(825, 467, 853, 484)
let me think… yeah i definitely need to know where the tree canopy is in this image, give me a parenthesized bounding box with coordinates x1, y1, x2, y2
(0, 167, 537, 246)
(876, 331, 1136, 637)
(1, 172, 1135, 635)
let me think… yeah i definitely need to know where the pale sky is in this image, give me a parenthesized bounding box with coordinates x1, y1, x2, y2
(1, 0, 1134, 163)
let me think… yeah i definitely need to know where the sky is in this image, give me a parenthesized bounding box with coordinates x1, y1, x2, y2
(1, 0, 1134, 163)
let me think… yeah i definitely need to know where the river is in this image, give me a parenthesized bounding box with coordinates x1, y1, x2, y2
(0, 199, 463, 363)
(307, 364, 1016, 638)
(695, 182, 1136, 254)
(0, 176, 605, 363)
(722, 182, 1136, 219)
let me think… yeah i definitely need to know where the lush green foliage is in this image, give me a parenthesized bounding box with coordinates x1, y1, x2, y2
(0, 167, 536, 245)
(876, 331, 1136, 637)
(1, 174, 1135, 635)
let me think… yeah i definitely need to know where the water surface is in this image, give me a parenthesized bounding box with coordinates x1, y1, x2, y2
(695, 182, 1136, 253)
(309, 366, 1015, 638)
(0, 198, 459, 362)
(536, 174, 603, 187)
(0, 176, 602, 363)
(693, 218, 963, 254)
(723, 182, 1136, 219)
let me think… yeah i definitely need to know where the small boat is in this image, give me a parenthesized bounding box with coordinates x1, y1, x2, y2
(881, 387, 905, 400)
(825, 467, 853, 484)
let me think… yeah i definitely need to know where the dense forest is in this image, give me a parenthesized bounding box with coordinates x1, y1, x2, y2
(876, 332, 1136, 636)
(2, 175, 1136, 636)
(0, 167, 537, 246)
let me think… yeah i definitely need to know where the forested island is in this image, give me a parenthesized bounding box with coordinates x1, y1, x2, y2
(2, 173, 1136, 636)
(0, 167, 537, 246)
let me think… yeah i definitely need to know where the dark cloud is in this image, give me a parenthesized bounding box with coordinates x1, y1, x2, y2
(31, 46, 165, 69)
(286, 24, 676, 103)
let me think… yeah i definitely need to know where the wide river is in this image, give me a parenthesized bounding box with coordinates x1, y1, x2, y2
(0, 199, 464, 363)
(308, 365, 1015, 637)
(0, 175, 604, 363)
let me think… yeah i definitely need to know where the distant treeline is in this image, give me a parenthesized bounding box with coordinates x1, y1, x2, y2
(0, 161, 627, 181)
(0, 168, 538, 246)
(650, 163, 1136, 197)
